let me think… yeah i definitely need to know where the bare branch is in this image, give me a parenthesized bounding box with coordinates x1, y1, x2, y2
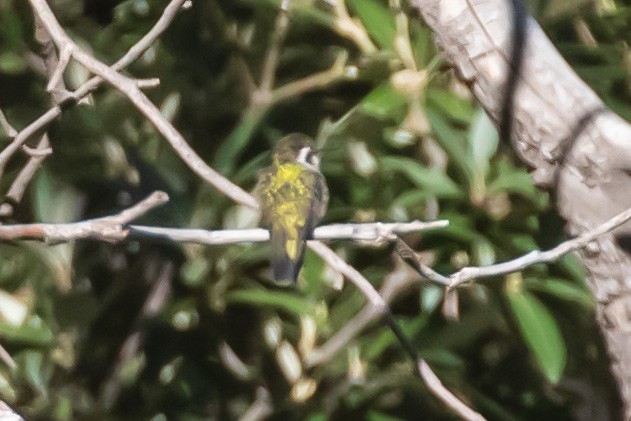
(418, 359, 485, 421)
(395, 239, 451, 286)
(0, 191, 168, 243)
(0, 342, 16, 370)
(0, 220, 444, 245)
(130, 220, 447, 245)
(257, 0, 291, 98)
(307, 241, 389, 309)
(45, 45, 71, 92)
(306, 241, 484, 419)
(21, 143, 53, 158)
(0, 135, 51, 218)
(0, 109, 17, 138)
(449, 205, 631, 288)
(271, 53, 355, 104)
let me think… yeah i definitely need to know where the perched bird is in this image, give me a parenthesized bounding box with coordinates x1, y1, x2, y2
(255, 133, 329, 284)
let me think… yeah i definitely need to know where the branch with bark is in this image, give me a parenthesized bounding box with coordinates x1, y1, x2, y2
(412, 0, 631, 416)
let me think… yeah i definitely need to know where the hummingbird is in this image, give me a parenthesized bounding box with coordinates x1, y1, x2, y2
(255, 133, 329, 285)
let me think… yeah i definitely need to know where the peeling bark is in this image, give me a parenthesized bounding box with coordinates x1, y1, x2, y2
(412, 0, 631, 416)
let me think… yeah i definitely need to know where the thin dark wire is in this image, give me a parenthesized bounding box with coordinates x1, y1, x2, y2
(382, 310, 421, 364)
(499, 0, 528, 145)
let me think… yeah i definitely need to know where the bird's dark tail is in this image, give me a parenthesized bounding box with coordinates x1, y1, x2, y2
(271, 224, 307, 285)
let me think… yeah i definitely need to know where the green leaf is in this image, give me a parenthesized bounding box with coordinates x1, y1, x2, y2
(425, 107, 472, 180)
(0, 52, 26, 75)
(427, 87, 475, 124)
(0, 315, 54, 346)
(226, 289, 317, 315)
(380, 156, 462, 198)
(468, 109, 498, 175)
(366, 411, 405, 421)
(347, 0, 395, 49)
(506, 285, 567, 384)
(20, 350, 50, 396)
(526, 278, 594, 309)
(359, 83, 407, 120)
(488, 159, 538, 201)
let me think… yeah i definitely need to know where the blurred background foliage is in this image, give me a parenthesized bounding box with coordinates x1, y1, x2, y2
(0, 0, 627, 419)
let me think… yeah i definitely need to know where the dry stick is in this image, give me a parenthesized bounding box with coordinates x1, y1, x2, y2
(449, 205, 631, 288)
(0, 110, 17, 137)
(0, 191, 168, 243)
(0, 134, 51, 219)
(257, 0, 291, 97)
(0, 15, 63, 219)
(28, 0, 257, 209)
(0, 220, 446, 244)
(418, 360, 485, 421)
(0, 342, 17, 370)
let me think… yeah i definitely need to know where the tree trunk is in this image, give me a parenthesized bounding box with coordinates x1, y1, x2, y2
(412, 0, 631, 416)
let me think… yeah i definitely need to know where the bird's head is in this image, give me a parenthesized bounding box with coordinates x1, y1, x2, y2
(272, 133, 320, 169)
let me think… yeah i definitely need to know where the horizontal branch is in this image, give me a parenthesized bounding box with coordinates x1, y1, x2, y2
(130, 220, 448, 245)
(0, 191, 168, 243)
(0, 218, 447, 245)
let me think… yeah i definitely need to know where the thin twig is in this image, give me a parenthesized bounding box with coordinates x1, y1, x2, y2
(450, 205, 631, 288)
(0, 135, 51, 218)
(0, 191, 168, 243)
(395, 238, 451, 286)
(417, 359, 485, 421)
(0, 342, 17, 370)
(257, 0, 291, 98)
(0, 110, 17, 138)
(306, 241, 484, 419)
(307, 241, 389, 309)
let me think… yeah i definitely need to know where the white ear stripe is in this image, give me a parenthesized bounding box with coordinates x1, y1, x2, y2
(296, 146, 320, 169)
(296, 146, 311, 164)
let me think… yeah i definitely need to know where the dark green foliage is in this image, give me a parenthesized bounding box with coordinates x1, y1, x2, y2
(0, 0, 623, 419)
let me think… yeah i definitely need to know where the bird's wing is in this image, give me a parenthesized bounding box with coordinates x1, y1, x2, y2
(253, 167, 273, 223)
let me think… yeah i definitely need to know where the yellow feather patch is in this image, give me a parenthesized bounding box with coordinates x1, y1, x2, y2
(285, 239, 300, 260)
